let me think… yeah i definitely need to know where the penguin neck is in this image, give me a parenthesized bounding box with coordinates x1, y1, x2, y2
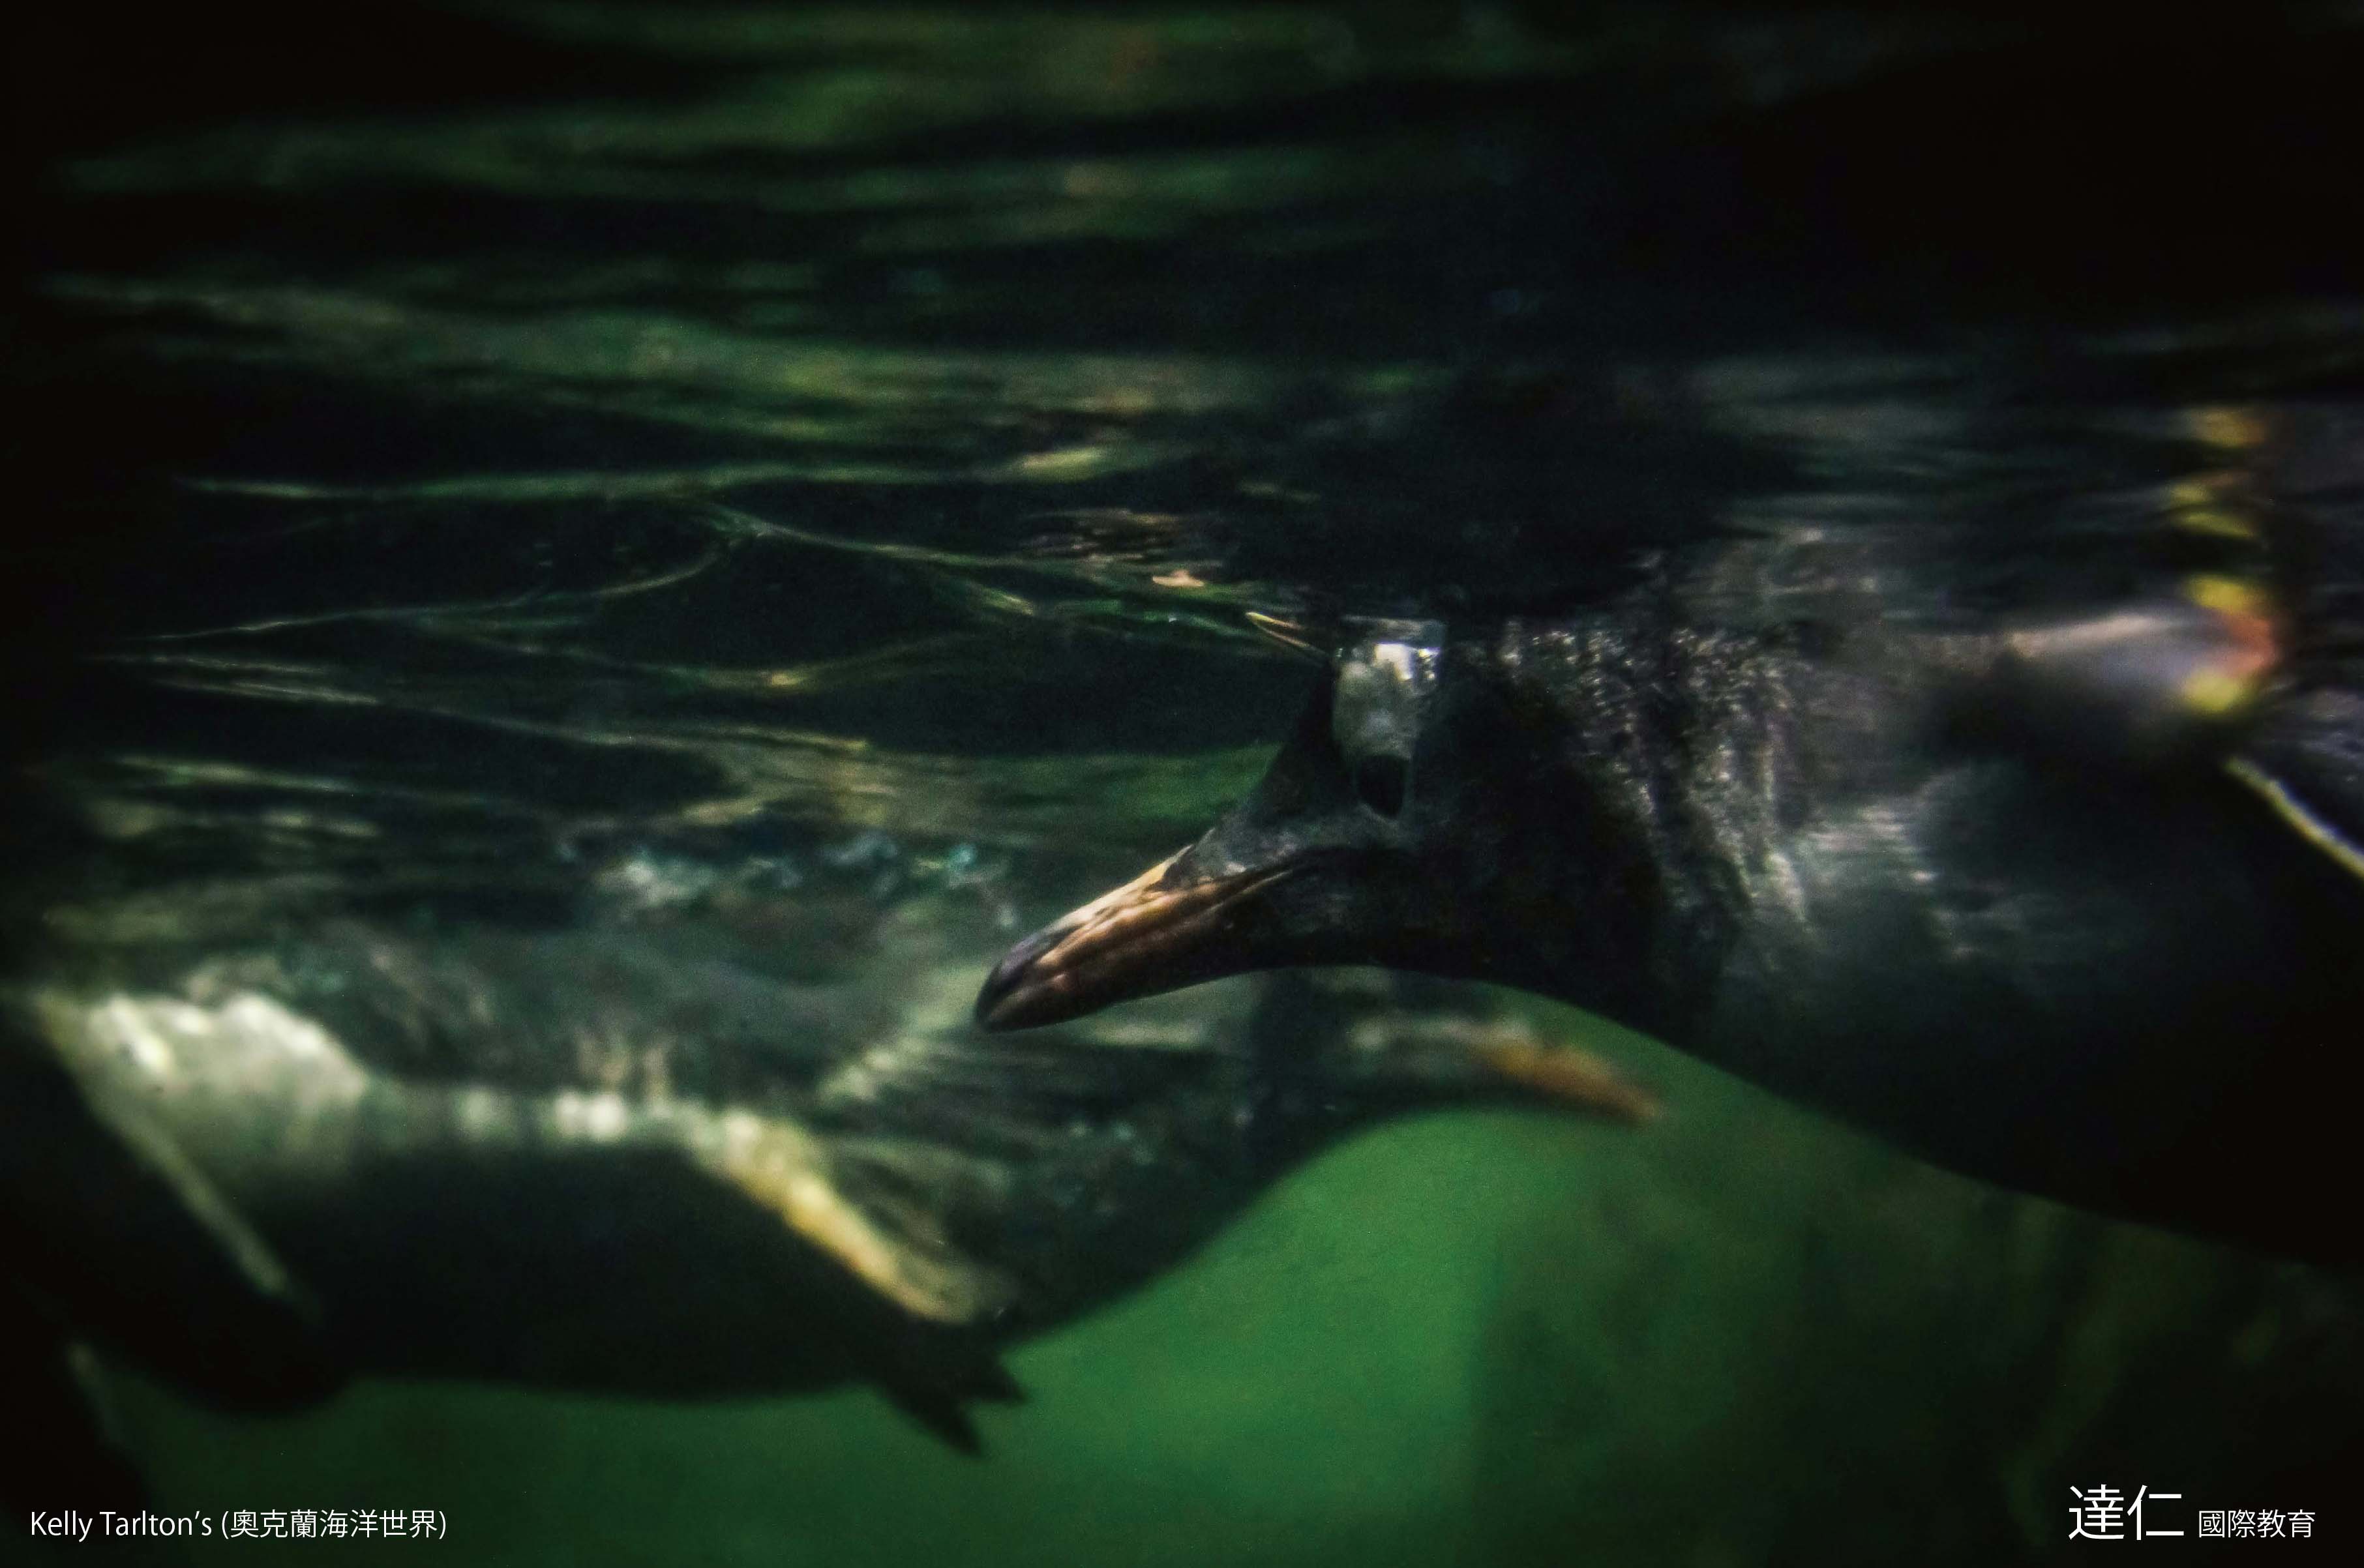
(1464, 612, 1775, 1047)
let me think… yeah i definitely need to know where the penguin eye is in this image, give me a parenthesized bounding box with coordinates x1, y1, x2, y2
(1331, 635, 1436, 821)
(1352, 753, 1410, 818)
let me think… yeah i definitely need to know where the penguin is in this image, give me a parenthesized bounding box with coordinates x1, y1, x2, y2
(979, 533, 2364, 1264)
(8, 909, 1647, 1487)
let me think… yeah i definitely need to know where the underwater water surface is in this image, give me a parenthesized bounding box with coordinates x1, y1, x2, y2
(8, 2, 2364, 1563)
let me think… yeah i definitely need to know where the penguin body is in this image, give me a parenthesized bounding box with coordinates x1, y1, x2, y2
(980, 574, 2364, 1260)
(8, 909, 1644, 1482)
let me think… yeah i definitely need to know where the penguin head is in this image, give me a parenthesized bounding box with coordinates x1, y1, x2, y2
(976, 623, 1648, 1031)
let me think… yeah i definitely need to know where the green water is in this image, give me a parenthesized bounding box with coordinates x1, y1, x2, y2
(89, 1020, 2356, 1564)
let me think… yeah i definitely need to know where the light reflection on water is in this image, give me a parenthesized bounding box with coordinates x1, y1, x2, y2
(10, 3, 2364, 1563)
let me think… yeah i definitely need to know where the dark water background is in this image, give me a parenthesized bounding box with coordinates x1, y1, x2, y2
(8, 2, 2364, 1562)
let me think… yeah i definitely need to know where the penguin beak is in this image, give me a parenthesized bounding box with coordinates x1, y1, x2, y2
(975, 851, 1299, 1030)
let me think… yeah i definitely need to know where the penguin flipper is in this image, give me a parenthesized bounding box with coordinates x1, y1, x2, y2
(2229, 685, 2364, 887)
(688, 1110, 1013, 1327)
(5, 1011, 341, 1410)
(0, 1290, 149, 1516)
